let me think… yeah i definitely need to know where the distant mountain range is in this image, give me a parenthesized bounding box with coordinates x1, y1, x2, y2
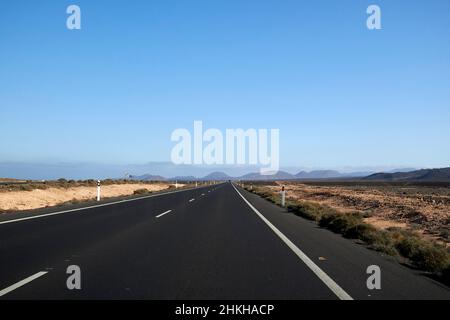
(239, 170, 295, 181)
(0, 161, 425, 181)
(130, 170, 342, 181)
(129, 167, 450, 182)
(203, 171, 232, 180)
(130, 174, 166, 181)
(364, 167, 450, 182)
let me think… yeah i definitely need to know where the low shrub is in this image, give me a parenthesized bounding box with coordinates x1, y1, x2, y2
(412, 243, 448, 272)
(319, 212, 363, 234)
(370, 242, 399, 256)
(288, 201, 336, 221)
(251, 186, 450, 279)
(57, 198, 82, 207)
(133, 188, 150, 195)
(395, 236, 423, 258)
(343, 223, 377, 240)
(288, 204, 319, 221)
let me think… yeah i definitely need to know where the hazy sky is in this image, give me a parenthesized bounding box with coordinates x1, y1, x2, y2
(1, 0, 449, 170)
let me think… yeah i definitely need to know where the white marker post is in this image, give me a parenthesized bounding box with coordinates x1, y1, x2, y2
(281, 185, 286, 207)
(196, 181, 198, 188)
(97, 180, 101, 202)
(175, 180, 178, 189)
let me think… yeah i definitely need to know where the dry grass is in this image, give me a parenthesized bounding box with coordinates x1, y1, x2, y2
(266, 182, 450, 245)
(244, 184, 450, 285)
(0, 181, 174, 212)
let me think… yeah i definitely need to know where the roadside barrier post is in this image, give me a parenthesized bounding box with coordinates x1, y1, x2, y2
(97, 180, 101, 202)
(281, 186, 286, 207)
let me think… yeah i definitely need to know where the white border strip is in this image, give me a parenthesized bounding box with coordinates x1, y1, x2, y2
(156, 210, 172, 218)
(232, 184, 353, 300)
(0, 271, 48, 297)
(0, 185, 213, 226)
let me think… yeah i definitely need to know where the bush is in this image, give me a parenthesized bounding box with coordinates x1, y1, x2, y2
(395, 236, 423, 258)
(57, 198, 82, 207)
(322, 215, 350, 233)
(252, 188, 279, 204)
(288, 204, 320, 221)
(367, 231, 397, 254)
(343, 223, 377, 240)
(133, 188, 150, 195)
(410, 243, 449, 272)
(251, 185, 450, 278)
(319, 212, 363, 234)
(319, 212, 399, 255)
(19, 185, 34, 191)
(370, 242, 399, 256)
(288, 201, 337, 221)
(396, 237, 449, 272)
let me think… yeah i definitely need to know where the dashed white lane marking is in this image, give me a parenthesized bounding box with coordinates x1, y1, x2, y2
(156, 210, 172, 218)
(0, 271, 48, 297)
(201, 193, 205, 196)
(189, 198, 195, 202)
(232, 184, 353, 301)
(0, 185, 213, 226)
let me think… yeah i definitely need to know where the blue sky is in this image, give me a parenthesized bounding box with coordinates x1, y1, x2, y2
(1, 0, 449, 176)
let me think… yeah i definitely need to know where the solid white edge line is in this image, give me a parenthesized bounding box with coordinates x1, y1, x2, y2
(232, 184, 353, 301)
(0, 185, 216, 226)
(0, 271, 48, 297)
(156, 210, 172, 219)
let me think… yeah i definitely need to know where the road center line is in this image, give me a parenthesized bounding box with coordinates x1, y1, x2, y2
(232, 184, 353, 301)
(189, 198, 195, 202)
(0, 271, 48, 297)
(0, 185, 215, 226)
(156, 210, 172, 218)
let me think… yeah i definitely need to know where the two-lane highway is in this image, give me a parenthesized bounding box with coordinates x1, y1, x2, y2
(0, 182, 449, 299)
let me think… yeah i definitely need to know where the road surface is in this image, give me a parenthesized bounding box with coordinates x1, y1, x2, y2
(0, 182, 449, 299)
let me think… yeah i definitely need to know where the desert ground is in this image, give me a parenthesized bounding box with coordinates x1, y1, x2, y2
(266, 182, 450, 245)
(0, 181, 175, 212)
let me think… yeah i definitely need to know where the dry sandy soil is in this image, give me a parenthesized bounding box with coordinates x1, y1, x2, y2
(267, 182, 450, 244)
(0, 183, 173, 212)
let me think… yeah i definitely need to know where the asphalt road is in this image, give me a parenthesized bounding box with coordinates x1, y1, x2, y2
(0, 182, 449, 300)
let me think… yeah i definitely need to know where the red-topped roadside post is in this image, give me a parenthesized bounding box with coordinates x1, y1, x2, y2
(281, 185, 286, 207)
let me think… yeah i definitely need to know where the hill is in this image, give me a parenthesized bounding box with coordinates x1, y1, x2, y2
(240, 171, 295, 181)
(130, 174, 167, 181)
(295, 170, 343, 179)
(364, 167, 450, 182)
(202, 171, 232, 181)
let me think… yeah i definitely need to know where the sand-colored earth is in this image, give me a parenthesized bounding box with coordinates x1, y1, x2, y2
(268, 182, 450, 243)
(0, 183, 172, 211)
